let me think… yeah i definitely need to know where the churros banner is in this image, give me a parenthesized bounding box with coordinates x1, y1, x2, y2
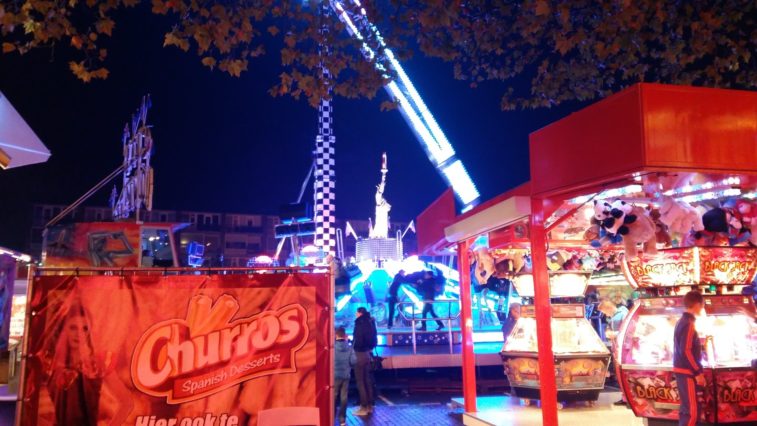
(19, 272, 332, 426)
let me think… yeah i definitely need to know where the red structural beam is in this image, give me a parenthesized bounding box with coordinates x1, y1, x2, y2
(458, 239, 477, 412)
(530, 197, 558, 425)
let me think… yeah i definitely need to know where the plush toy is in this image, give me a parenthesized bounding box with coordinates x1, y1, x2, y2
(584, 218, 621, 248)
(547, 250, 572, 271)
(589, 226, 623, 248)
(593, 199, 635, 236)
(702, 207, 742, 239)
(684, 230, 730, 247)
(735, 200, 757, 246)
(658, 197, 704, 237)
(583, 222, 600, 243)
(648, 208, 673, 247)
(618, 206, 658, 259)
(473, 248, 496, 284)
(561, 254, 583, 271)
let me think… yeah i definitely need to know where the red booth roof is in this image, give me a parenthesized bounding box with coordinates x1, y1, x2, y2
(529, 83, 757, 198)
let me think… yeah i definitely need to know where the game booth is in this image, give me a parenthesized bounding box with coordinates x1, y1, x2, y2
(433, 84, 757, 425)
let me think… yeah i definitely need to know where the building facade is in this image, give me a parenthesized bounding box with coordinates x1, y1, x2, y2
(29, 204, 280, 267)
(29, 204, 416, 266)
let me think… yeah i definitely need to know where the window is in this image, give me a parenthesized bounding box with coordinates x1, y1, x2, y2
(140, 228, 175, 267)
(160, 214, 167, 222)
(212, 215, 220, 225)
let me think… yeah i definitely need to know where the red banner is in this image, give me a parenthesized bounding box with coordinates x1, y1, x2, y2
(19, 271, 332, 426)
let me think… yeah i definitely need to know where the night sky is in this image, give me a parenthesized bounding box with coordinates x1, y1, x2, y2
(0, 6, 578, 252)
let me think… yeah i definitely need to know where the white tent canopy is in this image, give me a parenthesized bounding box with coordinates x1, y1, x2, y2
(0, 91, 50, 169)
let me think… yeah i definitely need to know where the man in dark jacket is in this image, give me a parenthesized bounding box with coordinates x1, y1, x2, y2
(674, 290, 705, 426)
(386, 270, 405, 329)
(419, 270, 445, 331)
(334, 327, 356, 426)
(352, 307, 377, 416)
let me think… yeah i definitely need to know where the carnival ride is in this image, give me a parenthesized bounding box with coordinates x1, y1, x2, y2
(301, 0, 480, 260)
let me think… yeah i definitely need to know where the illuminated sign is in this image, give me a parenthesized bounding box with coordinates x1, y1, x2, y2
(512, 272, 591, 298)
(622, 247, 757, 288)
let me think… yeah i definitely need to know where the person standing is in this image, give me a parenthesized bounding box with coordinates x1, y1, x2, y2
(419, 271, 444, 331)
(334, 327, 356, 426)
(352, 307, 377, 416)
(386, 270, 405, 329)
(597, 299, 630, 406)
(501, 303, 521, 342)
(674, 290, 706, 426)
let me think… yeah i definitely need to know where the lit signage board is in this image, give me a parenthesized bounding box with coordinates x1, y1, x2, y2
(622, 247, 757, 288)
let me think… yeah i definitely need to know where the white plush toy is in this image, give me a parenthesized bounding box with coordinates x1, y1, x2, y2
(658, 197, 704, 237)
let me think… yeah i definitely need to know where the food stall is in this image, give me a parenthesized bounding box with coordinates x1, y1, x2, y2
(427, 83, 757, 425)
(617, 247, 757, 424)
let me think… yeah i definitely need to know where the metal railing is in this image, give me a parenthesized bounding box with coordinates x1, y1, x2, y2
(397, 300, 461, 354)
(33, 266, 322, 276)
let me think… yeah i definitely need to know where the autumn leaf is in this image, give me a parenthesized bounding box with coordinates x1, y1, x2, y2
(95, 18, 115, 36)
(201, 56, 216, 69)
(68, 61, 91, 82)
(267, 25, 279, 36)
(70, 35, 83, 49)
(2, 42, 15, 53)
(535, 0, 551, 17)
(90, 67, 109, 79)
(164, 32, 190, 51)
(379, 100, 398, 111)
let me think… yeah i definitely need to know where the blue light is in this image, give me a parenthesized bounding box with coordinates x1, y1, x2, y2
(330, 0, 480, 210)
(336, 294, 352, 311)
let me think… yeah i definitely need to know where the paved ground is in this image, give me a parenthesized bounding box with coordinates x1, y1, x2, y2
(342, 403, 463, 426)
(0, 403, 13, 426)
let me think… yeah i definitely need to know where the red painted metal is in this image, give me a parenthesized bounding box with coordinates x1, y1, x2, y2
(416, 189, 457, 255)
(530, 84, 757, 197)
(530, 197, 559, 425)
(457, 239, 477, 412)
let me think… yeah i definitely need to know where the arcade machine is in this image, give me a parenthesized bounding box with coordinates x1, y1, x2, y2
(618, 247, 757, 425)
(501, 259, 611, 406)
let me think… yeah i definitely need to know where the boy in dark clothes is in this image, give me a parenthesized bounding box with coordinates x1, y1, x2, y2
(334, 327, 356, 426)
(674, 290, 706, 426)
(419, 270, 444, 331)
(387, 270, 405, 329)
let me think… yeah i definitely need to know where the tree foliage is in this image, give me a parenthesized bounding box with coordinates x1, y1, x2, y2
(1, 0, 755, 109)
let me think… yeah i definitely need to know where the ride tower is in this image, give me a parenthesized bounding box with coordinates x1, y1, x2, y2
(313, 0, 337, 258)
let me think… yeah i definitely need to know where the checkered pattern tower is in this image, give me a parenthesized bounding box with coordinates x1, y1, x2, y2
(314, 1, 336, 257)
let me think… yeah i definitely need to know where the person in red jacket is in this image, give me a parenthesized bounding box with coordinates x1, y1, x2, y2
(673, 290, 706, 426)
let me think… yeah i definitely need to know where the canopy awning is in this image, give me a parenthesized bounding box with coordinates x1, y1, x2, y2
(0, 91, 51, 169)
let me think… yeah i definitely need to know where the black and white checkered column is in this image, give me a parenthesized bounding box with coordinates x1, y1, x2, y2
(314, 1, 336, 257)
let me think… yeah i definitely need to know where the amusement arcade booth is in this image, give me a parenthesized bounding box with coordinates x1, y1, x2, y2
(444, 193, 617, 406)
(452, 84, 757, 426)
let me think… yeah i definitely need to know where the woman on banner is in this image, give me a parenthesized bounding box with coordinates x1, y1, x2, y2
(41, 300, 131, 425)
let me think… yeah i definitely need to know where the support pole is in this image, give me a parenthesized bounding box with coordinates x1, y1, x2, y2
(530, 197, 558, 425)
(458, 239, 477, 412)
